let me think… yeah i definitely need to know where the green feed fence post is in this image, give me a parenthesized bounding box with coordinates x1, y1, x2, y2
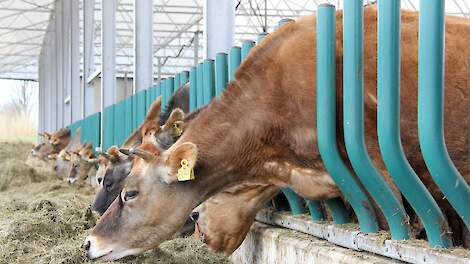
(377, 0, 452, 247)
(215, 53, 228, 97)
(278, 18, 293, 28)
(203, 59, 215, 105)
(317, 4, 378, 232)
(165, 77, 174, 111)
(324, 198, 350, 224)
(189, 67, 197, 111)
(241, 40, 255, 61)
(181, 71, 189, 85)
(257, 32, 268, 44)
(418, 0, 470, 230)
(196, 63, 204, 108)
(174, 73, 181, 91)
(229, 46, 241, 81)
(343, 0, 410, 240)
(306, 200, 325, 221)
(156, 81, 162, 98)
(280, 188, 305, 215)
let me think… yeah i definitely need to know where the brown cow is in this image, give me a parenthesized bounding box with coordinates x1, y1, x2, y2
(51, 128, 83, 180)
(85, 7, 470, 259)
(192, 183, 279, 255)
(29, 128, 71, 161)
(67, 143, 99, 188)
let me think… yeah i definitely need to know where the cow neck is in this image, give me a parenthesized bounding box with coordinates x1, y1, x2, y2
(176, 80, 266, 202)
(175, 23, 294, 202)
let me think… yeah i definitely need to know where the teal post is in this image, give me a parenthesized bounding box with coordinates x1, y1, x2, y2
(278, 18, 293, 27)
(189, 67, 197, 111)
(241, 40, 255, 61)
(229, 46, 241, 81)
(418, 0, 470, 230)
(174, 73, 181, 91)
(180, 71, 189, 85)
(124, 97, 133, 142)
(377, 0, 452, 247)
(203, 59, 215, 105)
(317, 4, 377, 231)
(257, 32, 268, 44)
(306, 200, 325, 221)
(165, 77, 174, 110)
(196, 63, 204, 108)
(132, 94, 138, 129)
(343, 0, 410, 240)
(324, 198, 350, 224)
(156, 81, 163, 98)
(280, 188, 305, 215)
(103, 105, 114, 150)
(136, 90, 147, 127)
(215, 53, 228, 97)
(113, 101, 123, 146)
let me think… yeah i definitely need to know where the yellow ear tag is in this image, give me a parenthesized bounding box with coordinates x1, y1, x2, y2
(64, 156, 71, 161)
(173, 123, 183, 137)
(177, 159, 195, 181)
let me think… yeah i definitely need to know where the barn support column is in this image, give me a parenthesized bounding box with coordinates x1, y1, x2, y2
(133, 0, 154, 92)
(49, 12, 57, 131)
(101, 0, 117, 149)
(63, 0, 72, 126)
(71, 0, 81, 122)
(83, 0, 96, 118)
(203, 0, 235, 59)
(54, 0, 64, 129)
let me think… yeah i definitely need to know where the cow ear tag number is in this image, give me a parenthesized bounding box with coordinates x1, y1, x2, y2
(177, 159, 195, 181)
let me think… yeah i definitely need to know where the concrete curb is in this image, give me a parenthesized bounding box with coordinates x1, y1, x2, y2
(255, 209, 470, 264)
(231, 222, 401, 264)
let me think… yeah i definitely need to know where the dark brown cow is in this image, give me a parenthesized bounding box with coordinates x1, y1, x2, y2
(84, 7, 470, 259)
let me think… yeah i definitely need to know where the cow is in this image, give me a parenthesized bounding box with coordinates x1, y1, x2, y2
(51, 128, 83, 180)
(67, 143, 99, 188)
(29, 128, 71, 161)
(84, 7, 470, 259)
(92, 86, 189, 215)
(192, 183, 279, 255)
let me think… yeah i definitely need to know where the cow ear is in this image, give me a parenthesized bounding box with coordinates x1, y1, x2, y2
(130, 148, 155, 162)
(164, 142, 197, 183)
(164, 108, 185, 128)
(43, 132, 51, 141)
(145, 96, 162, 121)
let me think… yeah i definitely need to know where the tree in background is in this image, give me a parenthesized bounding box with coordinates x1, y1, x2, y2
(0, 80, 38, 142)
(1, 81, 36, 120)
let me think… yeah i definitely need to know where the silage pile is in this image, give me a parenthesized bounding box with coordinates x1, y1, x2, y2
(0, 142, 230, 264)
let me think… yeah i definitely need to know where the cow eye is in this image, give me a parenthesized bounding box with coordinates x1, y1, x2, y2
(124, 190, 139, 201)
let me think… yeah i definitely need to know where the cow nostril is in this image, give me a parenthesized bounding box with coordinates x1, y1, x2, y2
(190, 212, 199, 222)
(83, 240, 91, 251)
(97, 177, 103, 184)
(53, 165, 58, 171)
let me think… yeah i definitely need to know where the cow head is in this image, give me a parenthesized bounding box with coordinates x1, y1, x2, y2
(192, 184, 279, 255)
(53, 148, 73, 180)
(155, 108, 185, 150)
(67, 143, 98, 184)
(84, 142, 200, 260)
(29, 132, 55, 160)
(49, 128, 71, 152)
(92, 146, 133, 215)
